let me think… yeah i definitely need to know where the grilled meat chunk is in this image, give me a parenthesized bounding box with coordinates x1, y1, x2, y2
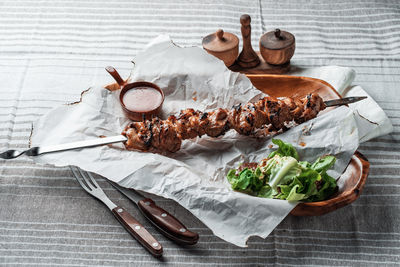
(204, 108, 230, 137)
(229, 102, 267, 135)
(123, 117, 181, 153)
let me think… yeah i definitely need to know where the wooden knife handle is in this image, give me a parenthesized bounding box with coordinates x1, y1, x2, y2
(138, 198, 199, 245)
(112, 206, 163, 257)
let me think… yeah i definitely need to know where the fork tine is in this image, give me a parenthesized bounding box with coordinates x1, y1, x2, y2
(70, 166, 90, 192)
(86, 172, 100, 188)
(75, 176, 90, 191)
(78, 168, 96, 190)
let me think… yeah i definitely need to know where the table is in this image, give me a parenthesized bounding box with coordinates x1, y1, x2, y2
(0, 0, 399, 266)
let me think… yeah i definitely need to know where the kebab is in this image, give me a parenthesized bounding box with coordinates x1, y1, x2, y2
(122, 93, 355, 153)
(0, 94, 366, 160)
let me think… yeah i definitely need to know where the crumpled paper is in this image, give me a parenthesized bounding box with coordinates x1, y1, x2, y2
(31, 35, 388, 247)
(287, 66, 393, 142)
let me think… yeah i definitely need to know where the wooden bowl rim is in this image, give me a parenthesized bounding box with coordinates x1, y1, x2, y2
(246, 74, 342, 99)
(291, 151, 370, 215)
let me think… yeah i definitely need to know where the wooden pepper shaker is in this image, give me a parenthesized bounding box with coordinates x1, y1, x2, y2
(202, 29, 239, 67)
(259, 28, 295, 65)
(237, 14, 260, 68)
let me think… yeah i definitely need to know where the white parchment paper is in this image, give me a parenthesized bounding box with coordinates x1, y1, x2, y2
(31, 36, 377, 247)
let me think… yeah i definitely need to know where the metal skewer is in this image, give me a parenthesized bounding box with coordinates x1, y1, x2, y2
(0, 96, 367, 159)
(324, 96, 367, 107)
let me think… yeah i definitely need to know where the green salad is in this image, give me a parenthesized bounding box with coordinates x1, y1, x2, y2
(227, 139, 338, 202)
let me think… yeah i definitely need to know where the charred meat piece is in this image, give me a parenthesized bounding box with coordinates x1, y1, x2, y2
(229, 102, 267, 135)
(156, 118, 182, 153)
(123, 118, 181, 153)
(262, 97, 292, 130)
(204, 108, 230, 137)
(122, 121, 152, 151)
(283, 97, 304, 122)
(300, 93, 326, 122)
(175, 108, 208, 139)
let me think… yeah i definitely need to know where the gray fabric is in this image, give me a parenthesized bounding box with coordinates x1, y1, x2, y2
(0, 0, 399, 266)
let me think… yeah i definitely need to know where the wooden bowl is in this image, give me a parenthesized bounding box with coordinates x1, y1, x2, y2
(259, 29, 295, 65)
(246, 74, 370, 216)
(105, 74, 370, 216)
(202, 29, 239, 67)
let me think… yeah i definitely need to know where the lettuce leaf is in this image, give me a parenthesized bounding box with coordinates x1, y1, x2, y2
(267, 156, 300, 190)
(268, 139, 299, 160)
(311, 155, 336, 173)
(226, 139, 338, 202)
(278, 177, 305, 201)
(227, 168, 263, 192)
(307, 173, 338, 202)
(286, 185, 307, 201)
(299, 161, 311, 169)
(257, 185, 275, 198)
(276, 169, 321, 201)
(227, 169, 238, 184)
(297, 169, 321, 197)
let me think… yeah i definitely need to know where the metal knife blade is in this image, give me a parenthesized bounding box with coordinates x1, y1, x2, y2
(109, 181, 199, 245)
(324, 96, 367, 107)
(109, 181, 145, 204)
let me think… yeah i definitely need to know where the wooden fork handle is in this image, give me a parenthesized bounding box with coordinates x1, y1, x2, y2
(112, 206, 163, 257)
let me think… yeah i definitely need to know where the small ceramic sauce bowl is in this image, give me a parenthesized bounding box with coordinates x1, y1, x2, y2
(119, 81, 164, 121)
(106, 66, 164, 121)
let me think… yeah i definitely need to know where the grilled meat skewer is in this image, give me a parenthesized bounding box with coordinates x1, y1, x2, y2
(123, 93, 326, 153)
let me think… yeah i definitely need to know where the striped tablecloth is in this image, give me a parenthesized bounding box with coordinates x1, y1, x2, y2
(0, 0, 399, 266)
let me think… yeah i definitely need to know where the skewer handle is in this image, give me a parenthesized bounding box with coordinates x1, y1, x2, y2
(29, 135, 127, 156)
(106, 66, 126, 86)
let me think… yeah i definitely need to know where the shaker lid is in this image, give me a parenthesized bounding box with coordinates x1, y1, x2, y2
(260, 29, 295, 50)
(202, 29, 239, 53)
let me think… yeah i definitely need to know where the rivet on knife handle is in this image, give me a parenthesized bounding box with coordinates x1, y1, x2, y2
(138, 198, 199, 245)
(112, 206, 163, 257)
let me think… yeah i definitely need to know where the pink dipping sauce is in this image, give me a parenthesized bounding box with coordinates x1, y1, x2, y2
(122, 87, 163, 112)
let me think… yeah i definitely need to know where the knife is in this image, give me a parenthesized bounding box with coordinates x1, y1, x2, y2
(109, 181, 199, 245)
(71, 167, 163, 257)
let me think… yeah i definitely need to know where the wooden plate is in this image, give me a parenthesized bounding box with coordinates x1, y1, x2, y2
(246, 74, 370, 216)
(105, 74, 370, 216)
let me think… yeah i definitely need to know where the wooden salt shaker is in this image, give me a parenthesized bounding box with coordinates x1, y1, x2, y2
(259, 28, 295, 65)
(237, 14, 260, 68)
(202, 29, 239, 67)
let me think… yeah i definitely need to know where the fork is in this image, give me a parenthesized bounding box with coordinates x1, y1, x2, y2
(70, 166, 163, 257)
